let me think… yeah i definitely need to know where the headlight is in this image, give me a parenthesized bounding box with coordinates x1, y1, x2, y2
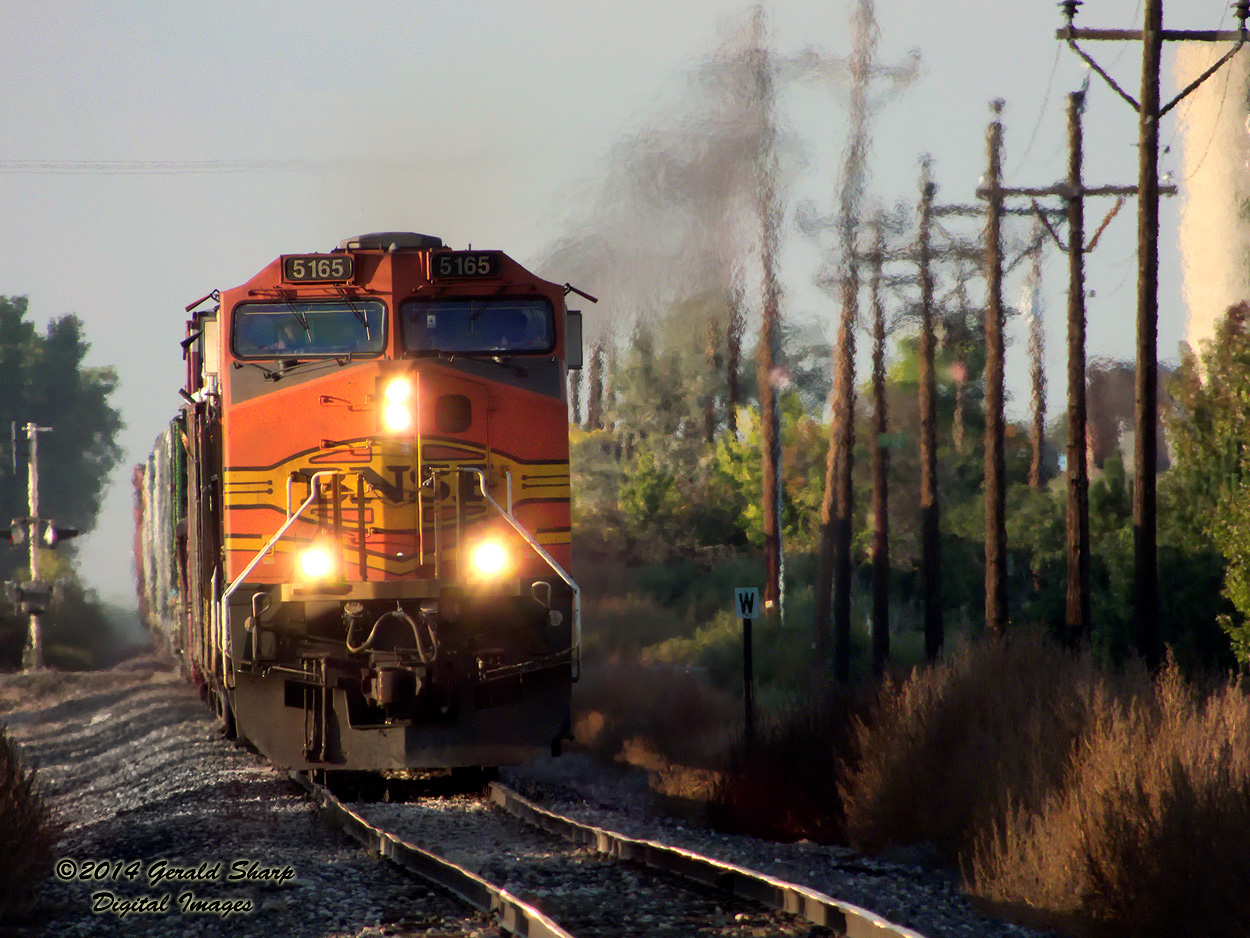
(472, 541, 508, 576)
(382, 378, 413, 431)
(383, 401, 412, 431)
(385, 377, 411, 403)
(300, 546, 335, 579)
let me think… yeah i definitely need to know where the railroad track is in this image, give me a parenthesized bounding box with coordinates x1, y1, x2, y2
(294, 772, 927, 938)
(6, 663, 1042, 937)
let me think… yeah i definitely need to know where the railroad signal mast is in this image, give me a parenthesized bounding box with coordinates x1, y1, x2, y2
(1, 423, 78, 671)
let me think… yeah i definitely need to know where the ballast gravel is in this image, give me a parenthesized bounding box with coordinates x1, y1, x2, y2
(1, 656, 1062, 938)
(500, 757, 1064, 938)
(354, 797, 833, 937)
(0, 658, 498, 938)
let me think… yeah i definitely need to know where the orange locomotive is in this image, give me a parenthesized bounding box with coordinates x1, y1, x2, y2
(137, 232, 585, 770)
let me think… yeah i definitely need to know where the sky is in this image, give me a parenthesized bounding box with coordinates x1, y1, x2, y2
(0, 0, 1230, 604)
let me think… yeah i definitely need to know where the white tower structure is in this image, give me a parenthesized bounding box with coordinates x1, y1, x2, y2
(1176, 43, 1250, 356)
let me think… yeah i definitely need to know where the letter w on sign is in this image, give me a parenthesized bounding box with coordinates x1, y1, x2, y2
(735, 587, 759, 619)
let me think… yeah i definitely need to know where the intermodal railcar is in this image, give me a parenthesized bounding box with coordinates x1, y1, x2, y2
(136, 232, 585, 771)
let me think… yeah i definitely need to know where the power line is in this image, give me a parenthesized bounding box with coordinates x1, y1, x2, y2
(0, 158, 382, 175)
(1012, 43, 1063, 174)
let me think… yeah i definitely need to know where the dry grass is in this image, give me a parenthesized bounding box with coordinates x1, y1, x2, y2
(841, 630, 1122, 864)
(967, 660, 1250, 938)
(837, 630, 1250, 938)
(0, 724, 57, 922)
(572, 658, 739, 768)
(711, 685, 868, 843)
(567, 607, 1250, 937)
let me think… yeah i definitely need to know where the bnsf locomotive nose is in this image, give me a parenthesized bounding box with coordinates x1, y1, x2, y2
(140, 236, 579, 772)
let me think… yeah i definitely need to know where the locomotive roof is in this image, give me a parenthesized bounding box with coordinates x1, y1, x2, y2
(337, 232, 443, 251)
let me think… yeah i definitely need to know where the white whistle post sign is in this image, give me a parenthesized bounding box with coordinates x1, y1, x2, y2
(735, 587, 758, 747)
(735, 587, 759, 619)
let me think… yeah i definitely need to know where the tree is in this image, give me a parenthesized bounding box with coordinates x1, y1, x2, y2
(1166, 303, 1250, 665)
(0, 296, 124, 668)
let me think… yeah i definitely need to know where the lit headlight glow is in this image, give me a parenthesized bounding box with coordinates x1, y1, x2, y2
(383, 378, 414, 431)
(385, 378, 411, 403)
(384, 401, 412, 431)
(472, 541, 508, 576)
(300, 546, 334, 579)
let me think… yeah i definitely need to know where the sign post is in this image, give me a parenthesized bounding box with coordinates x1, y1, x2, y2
(735, 587, 759, 749)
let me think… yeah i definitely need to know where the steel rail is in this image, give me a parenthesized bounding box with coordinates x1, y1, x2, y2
(489, 782, 930, 938)
(292, 771, 574, 938)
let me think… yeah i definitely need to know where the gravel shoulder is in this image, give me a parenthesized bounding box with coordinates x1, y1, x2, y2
(502, 755, 1062, 938)
(353, 796, 834, 937)
(0, 658, 496, 938)
(1, 657, 1061, 938)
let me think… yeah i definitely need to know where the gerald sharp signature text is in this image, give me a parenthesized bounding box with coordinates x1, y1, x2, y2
(55, 857, 297, 887)
(54, 858, 299, 919)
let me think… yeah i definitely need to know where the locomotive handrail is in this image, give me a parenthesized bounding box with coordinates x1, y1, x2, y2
(460, 466, 580, 681)
(217, 465, 579, 681)
(219, 469, 340, 675)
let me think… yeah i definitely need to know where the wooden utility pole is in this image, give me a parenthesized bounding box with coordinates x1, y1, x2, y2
(704, 314, 722, 444)
(910, 173, 1021, 660)
(23, 424, 49, 671)
(830, 167, 1041, 664)
(1136, 0, 1164, 668)
(749, 7, 785, 623)
(1058, 0, 1248, 668)
(1065, 90, 1092, 646)
(977, 108, 1171, 646)
(976, 111, 1063, 635)
(868, 221, 890, 676)
(814, 0, 916, 685)
(1028, 219, 1046, 491)
(587, 341, 604, 430)
(984, 101, 1008, 635)
(917, 161, 943, 661)
(829, 249, 859, 683)
(727, 280, 744, 436)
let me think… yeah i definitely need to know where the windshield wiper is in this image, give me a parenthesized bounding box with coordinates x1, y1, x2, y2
(489, 355, 528, 377)
(268, 357, 355, 381)
(232, 357, 345, 382)
(235, 361, 280, 380)
(337, 289, 371, 340)
(280, 298, 311, 335)
(469, 297, 510, 322)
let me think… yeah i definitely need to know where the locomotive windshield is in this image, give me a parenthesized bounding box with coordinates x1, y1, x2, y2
(400, 297, 553, 355)
(233, 300, 386, 358)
